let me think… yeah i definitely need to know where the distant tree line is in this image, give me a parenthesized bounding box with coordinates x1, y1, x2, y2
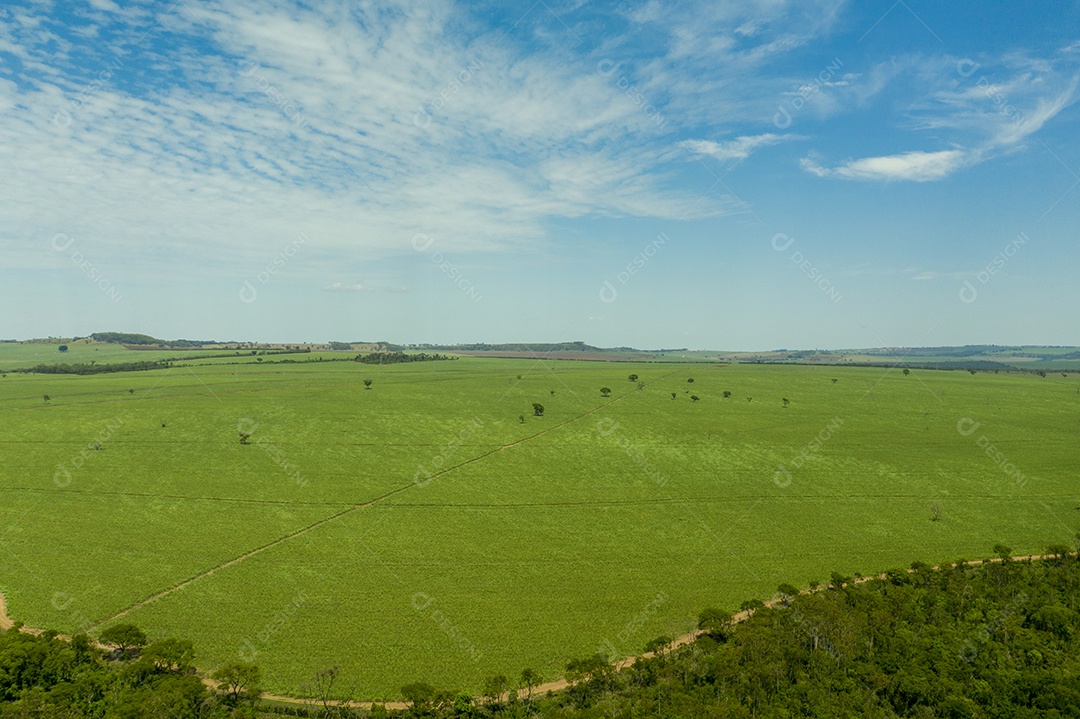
(353, 352, 455, 364)
(14, 360, 172, 375)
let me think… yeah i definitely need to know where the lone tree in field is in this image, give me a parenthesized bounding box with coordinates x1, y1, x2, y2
(58, 345, 68, 352)
(213, 662, 262, 706)
(671, 392, 677, 400)
(239, 431, 252, 445)
(43, 395, 50, 404)
(363, 379, 373, 389)
(902, 368, 911, 376)
(628, 374, 638, 382)
(600, 387, 611, 397)
(687, 378, 694, 383)
(99, 623, 148, 660)
(782, 397, 790, 407)
(532, 403, 544, 417)
(722, 390, 732, 398)
(690, 395, 699, 402)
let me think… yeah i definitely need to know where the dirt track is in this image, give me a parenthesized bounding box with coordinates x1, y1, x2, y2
(0, 592, 11, 631)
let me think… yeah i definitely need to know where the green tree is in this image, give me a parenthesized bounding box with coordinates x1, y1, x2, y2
(600, 387, 611, 397)
(777, 583, 800, 605)
(532, 403, 544, 417)
(212, 662, 261, 705)
(483, 674, 508, 706)
(740, 598, 765, 613)
(627, 374, 638, 382)
(453, 692, 475, 716)
(142, 638, 194, 673)
(644, 635, 673, 657)
(98, 624, 147, 659)
(58, 345, 68, 352)
(565, 654, 614, 691)
(697, 607, 732, 638)
(519, 668, 541, 701)
(307, 665, 339, 714)
(364, 379, 373, 389)
(1047, 543, 1072, 559)
(401, 682, 436, 713)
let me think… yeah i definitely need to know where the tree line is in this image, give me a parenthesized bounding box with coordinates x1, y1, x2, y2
(353, 352, 454, 365)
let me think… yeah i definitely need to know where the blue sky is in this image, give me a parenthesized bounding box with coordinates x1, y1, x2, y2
(1, 0, 1078, 349)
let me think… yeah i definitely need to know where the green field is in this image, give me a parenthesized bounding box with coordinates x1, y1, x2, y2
(0, 354, 1077, 700)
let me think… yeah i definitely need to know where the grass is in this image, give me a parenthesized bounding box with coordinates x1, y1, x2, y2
(0, 354, 1077, 699)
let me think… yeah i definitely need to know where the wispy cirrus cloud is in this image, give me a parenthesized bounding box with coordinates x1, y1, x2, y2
(681, 133, 803, 163)
(0, 0, 769, 284)
(801, 50, 1079, 182)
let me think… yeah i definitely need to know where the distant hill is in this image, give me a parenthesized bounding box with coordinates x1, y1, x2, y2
(90, 332, 215, 347)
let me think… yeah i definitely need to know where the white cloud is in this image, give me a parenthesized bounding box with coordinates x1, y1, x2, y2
(323, 283, 371, 292)
(801, 149, 970, 182)
(681, 133, 802, 162)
